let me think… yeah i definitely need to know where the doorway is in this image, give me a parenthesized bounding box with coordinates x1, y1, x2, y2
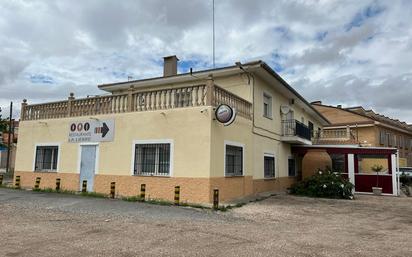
(79, 144, 98, 192)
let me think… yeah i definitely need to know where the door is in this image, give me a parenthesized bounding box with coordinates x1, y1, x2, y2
(79, 145, 97, 192)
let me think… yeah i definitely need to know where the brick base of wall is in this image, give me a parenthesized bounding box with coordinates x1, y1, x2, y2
(14, 171, 294, 204)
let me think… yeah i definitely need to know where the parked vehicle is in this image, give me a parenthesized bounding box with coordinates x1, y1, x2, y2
(398, 167, 412, 177)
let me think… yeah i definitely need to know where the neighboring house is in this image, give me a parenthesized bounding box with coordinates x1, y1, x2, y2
(311, 102, 412, 167)
(0, 120, 18, 172)
(14, 56, 329, 204)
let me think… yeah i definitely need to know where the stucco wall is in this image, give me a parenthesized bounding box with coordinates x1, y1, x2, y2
(15, 106, 213, 178)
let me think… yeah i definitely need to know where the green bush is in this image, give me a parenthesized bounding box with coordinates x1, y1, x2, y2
(290, 169, 354, 199)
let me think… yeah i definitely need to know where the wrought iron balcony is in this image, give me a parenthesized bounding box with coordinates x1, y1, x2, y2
(281, 119, 312, 144)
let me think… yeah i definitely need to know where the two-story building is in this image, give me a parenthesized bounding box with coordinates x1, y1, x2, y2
(312, 102, 412, 167)
(14, 56, 329, 204)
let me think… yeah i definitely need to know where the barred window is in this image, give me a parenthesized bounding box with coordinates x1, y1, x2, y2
(225, 145, 243, 176)
(264, 155, 275, 178)
(134, 143, 170, 176)
(35, 146, 58, 171)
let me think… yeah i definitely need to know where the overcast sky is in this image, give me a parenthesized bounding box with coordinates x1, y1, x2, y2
(0, 0, 411, 122)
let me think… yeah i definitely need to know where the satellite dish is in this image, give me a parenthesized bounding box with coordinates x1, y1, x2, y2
(280, 105, 290, 114)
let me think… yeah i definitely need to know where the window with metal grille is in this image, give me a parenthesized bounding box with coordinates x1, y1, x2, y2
(264, 155, 275, 178)
(225, 145, 243, 176)
(35, 146, 58, 171)
(134, 143, 170, 176)
(379, 130, 385, 145)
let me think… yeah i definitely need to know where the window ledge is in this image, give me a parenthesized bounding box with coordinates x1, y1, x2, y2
(263, 177, 276, 180)
(34, 170, 58, 173)
(263, 115, 273, 120)
(133, 174, 171, 178)
(224, 175, 244, 178)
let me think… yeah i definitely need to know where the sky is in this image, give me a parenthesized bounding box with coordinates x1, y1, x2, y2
(0, 0, 411, 122)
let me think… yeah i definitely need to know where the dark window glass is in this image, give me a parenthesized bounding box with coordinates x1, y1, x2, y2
(288, 158, 296, 176)
(330, 154, 345, 173)
(264, 156, 275, 178)
(35, 146, 58, 171)
(225, 145, 243, 176)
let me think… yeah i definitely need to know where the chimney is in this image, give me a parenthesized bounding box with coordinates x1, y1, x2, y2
(163, 55, 179, 77)
(337, 105, 342, 109)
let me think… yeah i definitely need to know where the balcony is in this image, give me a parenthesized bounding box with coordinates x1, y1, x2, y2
(281, 119, 312, 145)
(312, 127, 358, 145)
(20, 84, 252, 121)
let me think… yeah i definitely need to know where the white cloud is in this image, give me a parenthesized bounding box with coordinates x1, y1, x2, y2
(0, 0, 411, 123)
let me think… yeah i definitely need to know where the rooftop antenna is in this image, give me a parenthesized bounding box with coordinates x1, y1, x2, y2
(212, 0, 215, 68)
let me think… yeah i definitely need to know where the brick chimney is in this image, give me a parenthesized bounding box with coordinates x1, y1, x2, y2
(163, 55, 179, 77)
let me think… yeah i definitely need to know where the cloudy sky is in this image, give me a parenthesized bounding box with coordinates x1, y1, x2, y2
(0, 0, 411, 122)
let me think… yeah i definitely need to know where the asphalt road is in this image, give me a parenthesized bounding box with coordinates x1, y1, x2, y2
(1, 188, 411, 257)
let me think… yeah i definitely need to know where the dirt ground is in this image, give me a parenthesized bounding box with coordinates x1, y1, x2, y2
(0, 188, 411, 257)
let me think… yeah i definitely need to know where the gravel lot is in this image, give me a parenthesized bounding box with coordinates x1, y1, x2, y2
(0, 188, 411, 257)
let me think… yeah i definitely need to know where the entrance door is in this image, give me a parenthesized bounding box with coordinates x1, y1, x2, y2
(79, 145, 97, 192)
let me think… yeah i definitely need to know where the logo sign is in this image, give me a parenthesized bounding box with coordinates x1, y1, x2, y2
(215, 104, 237, 126)
(68, 119, 115, 143)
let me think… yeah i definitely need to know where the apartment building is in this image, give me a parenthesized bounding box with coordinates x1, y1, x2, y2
(14, 56, 329, 204)
(312, 102, 412, 167)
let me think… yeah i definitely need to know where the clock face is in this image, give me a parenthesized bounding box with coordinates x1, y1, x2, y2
(215, 104, 235, 125)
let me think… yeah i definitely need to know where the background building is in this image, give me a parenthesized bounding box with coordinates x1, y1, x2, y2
(312, 102, 412, 167)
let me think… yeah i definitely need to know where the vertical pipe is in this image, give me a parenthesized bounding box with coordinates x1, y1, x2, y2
(5, 102, 12, 174)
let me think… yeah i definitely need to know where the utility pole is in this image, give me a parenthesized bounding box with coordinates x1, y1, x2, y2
(5, 102, 13, 174)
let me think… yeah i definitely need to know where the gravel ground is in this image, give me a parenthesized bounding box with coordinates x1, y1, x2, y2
(0, 188, 411, 257)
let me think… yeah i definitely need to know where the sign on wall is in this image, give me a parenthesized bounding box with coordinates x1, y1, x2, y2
(68, 119, 115, 143)
(215, 104, 237, 126)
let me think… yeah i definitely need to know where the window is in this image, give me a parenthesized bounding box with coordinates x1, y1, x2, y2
(399, 135, 403, 149)
(225, 144, 243, 176)
(35, 146, 59, 171)
(288, 158, 296, 176)
(379, 130, 385, 145)
(330, 154, 345, 173)
(134, 143, 171, 176)
(264, 155, 275, 178)
(357, 154, 389, 174)
(263, 93, 272, 118)
(308, 121, 314, 137)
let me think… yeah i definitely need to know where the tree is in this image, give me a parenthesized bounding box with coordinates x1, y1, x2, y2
(0, 107, 7, 132)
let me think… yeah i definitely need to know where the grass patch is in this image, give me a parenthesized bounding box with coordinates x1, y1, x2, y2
(80, 191, 107, 198)
(122, 196, 144, 202)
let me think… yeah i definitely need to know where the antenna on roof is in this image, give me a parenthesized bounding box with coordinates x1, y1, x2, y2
(212, 0, 215, 69)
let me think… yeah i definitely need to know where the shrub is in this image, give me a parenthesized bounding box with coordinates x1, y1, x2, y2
(290, 169, 354, 199)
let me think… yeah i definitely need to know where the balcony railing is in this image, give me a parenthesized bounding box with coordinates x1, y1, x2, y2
(21, 83, 253, 121)
(313, 127, 358, 145)
(281, 119, 311, 141)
